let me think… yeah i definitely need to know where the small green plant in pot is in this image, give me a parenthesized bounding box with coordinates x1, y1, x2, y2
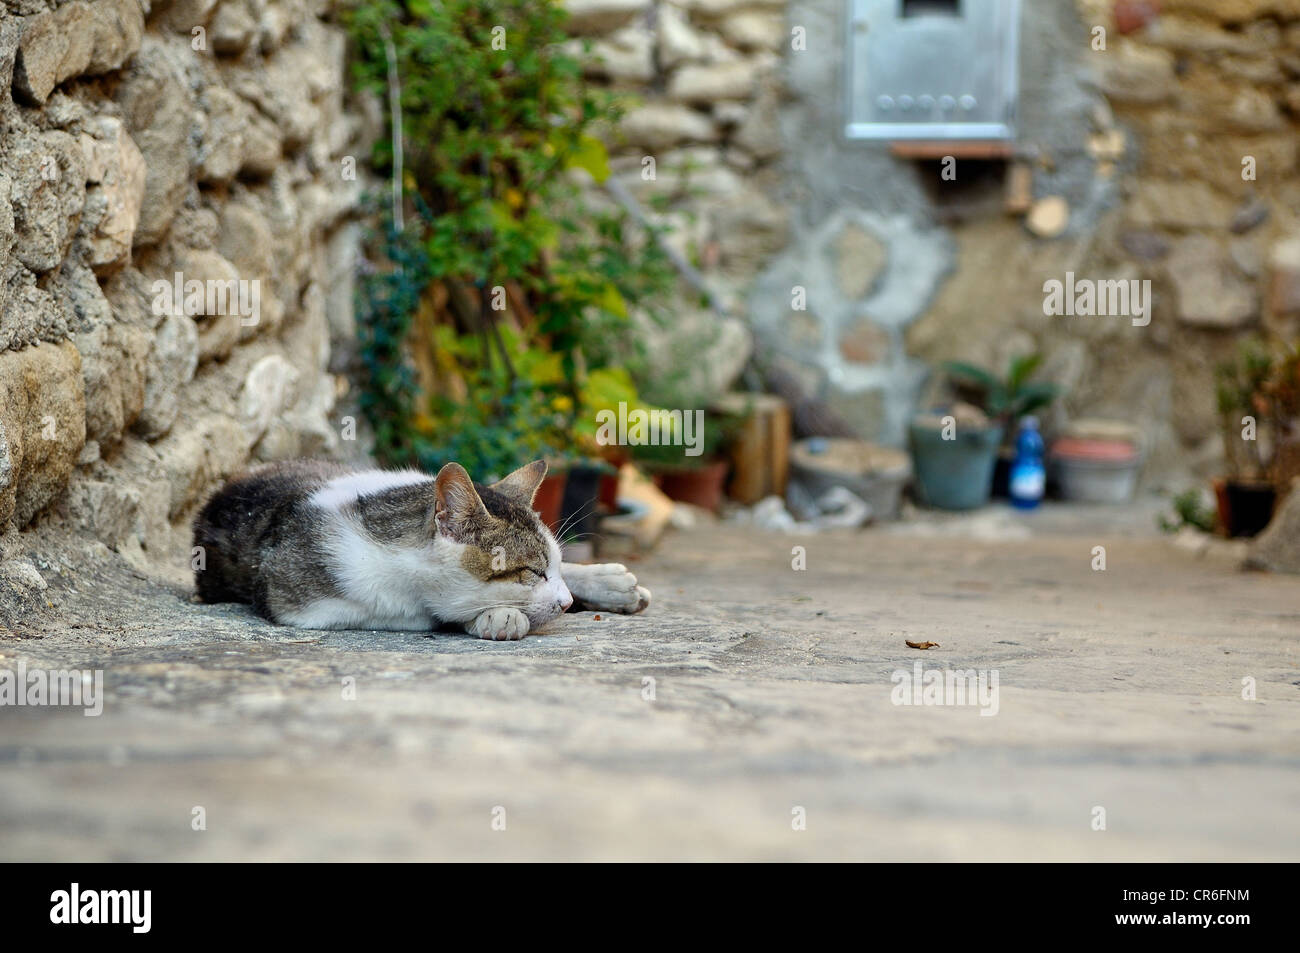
(943, 354, 1060, 498)
(1214, 339, 1277, 537)
(909, 355, 1058, 510)
(908, 403, 1004, 511)
(628, 411, 741, 512)
(611, 318, 745, 511)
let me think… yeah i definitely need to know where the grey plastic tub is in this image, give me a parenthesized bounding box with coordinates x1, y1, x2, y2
(1052, 455, 1141, 503)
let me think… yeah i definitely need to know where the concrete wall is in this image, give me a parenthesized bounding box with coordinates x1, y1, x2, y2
(0, 0, 370, 564)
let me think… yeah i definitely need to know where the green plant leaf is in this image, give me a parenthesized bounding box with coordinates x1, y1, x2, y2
(943, 361, 1000, 391)
(595, 283, 628, 318)
(1011, 382, 1059, 417)
(1006, 353, 1043, 391)
(568, 134, 611, 183)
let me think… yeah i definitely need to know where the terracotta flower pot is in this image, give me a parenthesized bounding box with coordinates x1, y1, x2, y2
(597, 471, 620, 510)
(535, 472, 567, 532)
(654, 459, 730, 512)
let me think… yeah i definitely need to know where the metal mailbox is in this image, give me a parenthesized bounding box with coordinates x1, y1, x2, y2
(844, 0, 1021, 141)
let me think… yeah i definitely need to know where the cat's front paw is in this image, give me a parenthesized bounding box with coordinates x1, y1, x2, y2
(569, 563, 651, 614)
(471, 607, 531, 641)
(630, 585, 651, 613)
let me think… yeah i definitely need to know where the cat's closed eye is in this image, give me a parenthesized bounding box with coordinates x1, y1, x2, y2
(494, 567, 544, 584)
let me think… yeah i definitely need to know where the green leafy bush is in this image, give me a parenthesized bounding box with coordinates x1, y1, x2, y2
(346, 0, 677, 479)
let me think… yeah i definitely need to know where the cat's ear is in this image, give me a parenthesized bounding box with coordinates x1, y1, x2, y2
(432, 462, 488, 539)
(489, 459, 547, 508)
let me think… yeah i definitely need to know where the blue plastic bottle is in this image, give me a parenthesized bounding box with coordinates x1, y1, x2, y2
(1008, 416, 1046, 510)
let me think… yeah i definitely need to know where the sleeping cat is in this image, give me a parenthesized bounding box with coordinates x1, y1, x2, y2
(192, 459, 650, 640)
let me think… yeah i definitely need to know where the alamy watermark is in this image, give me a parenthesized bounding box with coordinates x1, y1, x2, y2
(1043, 272, 1150, 327)
(891, 662, 1000, 716)
(50, 884, 150, 933)
(151, 273, 261, 326)
(595, 401, 705, 457)
(0, 661, 104, 716)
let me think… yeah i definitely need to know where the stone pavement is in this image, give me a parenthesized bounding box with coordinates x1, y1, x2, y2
(1, 502, 1297, 861)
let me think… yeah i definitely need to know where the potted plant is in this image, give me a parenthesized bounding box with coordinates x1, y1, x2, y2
(908, 402, 1004, 510)
(908, 355, 1057, 510)
(629, 414, 738, 512)
(1214, 339, 1276, 537)
(942, 354, 1060, 498)
(593, 318, 745, 512)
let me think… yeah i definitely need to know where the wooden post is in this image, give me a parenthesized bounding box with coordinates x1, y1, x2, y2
(715, 393, 792, 504)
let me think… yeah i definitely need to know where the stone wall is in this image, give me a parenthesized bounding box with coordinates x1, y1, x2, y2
(0, 0, 369, 568)
(576, 0, 1300, 486)
(5, 0, 1294, 576)
(566, 0, 787, 398)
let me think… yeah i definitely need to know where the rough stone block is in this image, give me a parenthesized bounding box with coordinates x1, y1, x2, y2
(12, 0, 145, 105)
(1167, 236, 1257, 328)
(0, 341, 86, 529)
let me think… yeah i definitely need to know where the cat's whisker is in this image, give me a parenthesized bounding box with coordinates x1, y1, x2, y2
(559, 494, 603, 535)
(560, 528, 608, 543)
(552, 507, 584, 541)
(553, 496, 602, 542)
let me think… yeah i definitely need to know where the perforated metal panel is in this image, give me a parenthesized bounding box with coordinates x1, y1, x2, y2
(844, 0, 1021, 141)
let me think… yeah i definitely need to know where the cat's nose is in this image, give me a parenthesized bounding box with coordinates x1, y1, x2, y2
(559, 593, 573, 612)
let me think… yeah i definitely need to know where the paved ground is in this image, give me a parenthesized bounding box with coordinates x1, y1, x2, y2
(2, 502, 1298, 861)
